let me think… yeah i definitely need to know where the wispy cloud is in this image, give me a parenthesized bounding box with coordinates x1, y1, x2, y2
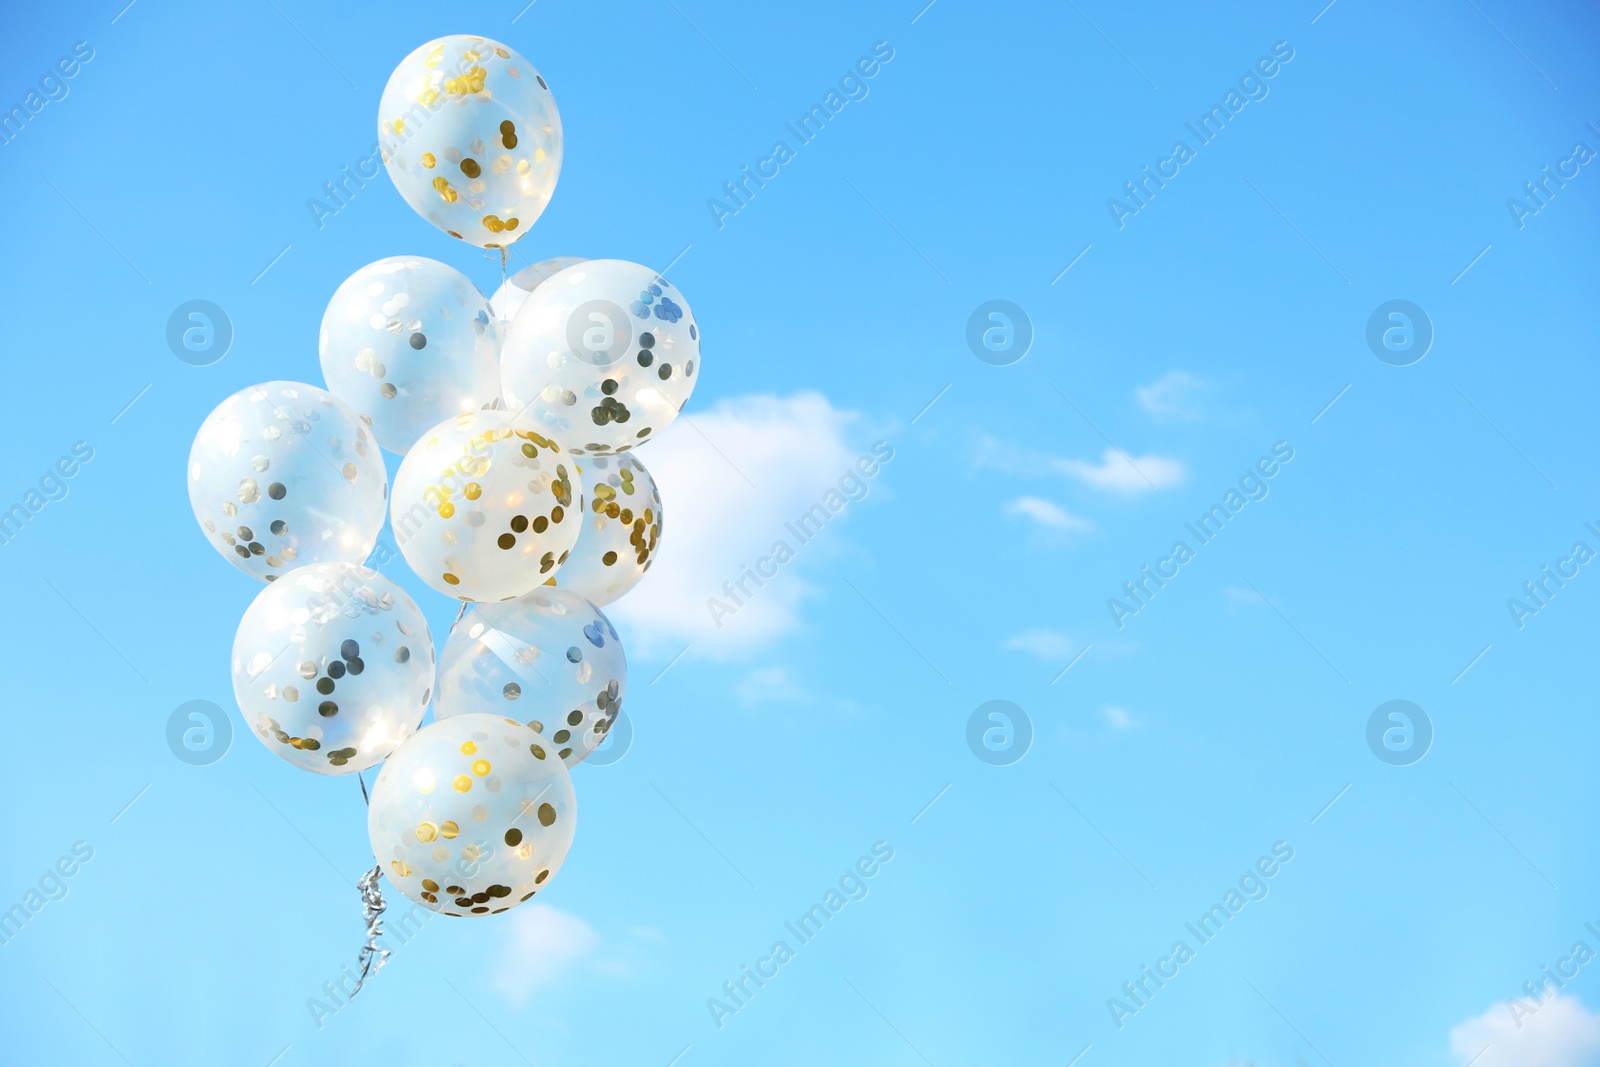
(1223, 585, 1272, 610)
(1003, 629, 1078, 661)
(1099, 705, 1139, 731)
(1136, 370, 1209, 422)
(490, 905, 599, 1007)
(1006, 496, 1096, 534)
(736, 665, 809, 706)
(974, 436, 1185, 496)
(1050, 448, 1186, 493)
(1450, 994, 1600, 1067)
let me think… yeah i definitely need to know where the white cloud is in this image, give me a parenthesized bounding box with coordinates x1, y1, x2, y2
(1006, 497, 1095, 534)
(1050, 449, 1186, 493)
(736, 665, 809, 706)
(1004, 629, 1078, 662)
(1450, 994, 1600, 1067)
(605, 392, 870, 659)
(1099, 705, 1138, 730)
(1223, 585, 1271, 609)
(1136, 371, 1208, 422)
(490, 904, 599, 1006)
(973, 435, 1184, 496)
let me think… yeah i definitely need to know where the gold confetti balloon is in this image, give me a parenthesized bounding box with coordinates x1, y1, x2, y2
(319, 256, 502, 455)
(231, 562, 435, 775)
(188, 382, 388, 583)
(489, 255, 586, 326)
(368, 714, 576, 916)
(556, 453, 663, 606)
(435, 588, 626, 768)
(500, 260, 702, 456)
(391, 410, 583, 601)
(378, 35, 562, 249)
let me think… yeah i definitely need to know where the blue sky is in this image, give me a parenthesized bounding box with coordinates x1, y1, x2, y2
(1, 1, 1598, 1065)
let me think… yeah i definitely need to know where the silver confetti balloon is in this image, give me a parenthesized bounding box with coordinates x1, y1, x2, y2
(500, 260, 701, 456)
(188, 382, 387, 582)
(231, 562, 435, 775)
(319, 256, 501, 455)
(435, 588, 626, 767)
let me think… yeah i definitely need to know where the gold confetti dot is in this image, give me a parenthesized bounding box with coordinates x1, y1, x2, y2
(440, 820, 459, 839)
(416, 822, 438, 843)
(538, 803, 556, 827)
(421, 152, 436, 168)
(472, 759, 491, 776)
(460, 741, 477, 755)
(453, 775, 472, 792)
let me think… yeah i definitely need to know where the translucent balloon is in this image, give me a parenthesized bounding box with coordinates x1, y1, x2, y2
(231, 562, 434, 775)
(188, 382, 387, 582)
(489, 256, 585, 326)
(556, 454, 663, 606)
(435, 588, 626, 767)
(368, 713, 576, 916)
(500, 259, 701, 456)
(319, 256, 501, 454)
(378, 35, 561, 249)
(391, 410, 583, 601)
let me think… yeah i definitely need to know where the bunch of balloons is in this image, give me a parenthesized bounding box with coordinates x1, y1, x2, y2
(186, 36, 698, 930)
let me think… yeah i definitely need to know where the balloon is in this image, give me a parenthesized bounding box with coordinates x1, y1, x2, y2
(368, 713, 576, 916)
(489, 256, 585, 325)
(378, 35, 562, 249)
(319, 256, 502, 455)
(231, 562, 434, 775)
(435, 588, 626, 767)
(188, 382, 388, 582)
(556, 453, 663, 606)
(391, 410, 584, 601)
(500, 259, 701, 456)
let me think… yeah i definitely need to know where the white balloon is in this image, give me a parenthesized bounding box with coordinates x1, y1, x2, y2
(391, 410, 584, 601)
(368, 713, 576, 916)
(378, 35, 561, 249)
(435, 588, 626, 767)
(188, 381, 387, 582)
(231, 562, 434, 775)
(319, 256, 501, 454)
(556, 453, 663, 606)
(500, 260, 701, 456)
(489, 256, 585, 326)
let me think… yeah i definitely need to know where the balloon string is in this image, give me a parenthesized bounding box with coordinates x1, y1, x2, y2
(348, 772, 390, 998)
